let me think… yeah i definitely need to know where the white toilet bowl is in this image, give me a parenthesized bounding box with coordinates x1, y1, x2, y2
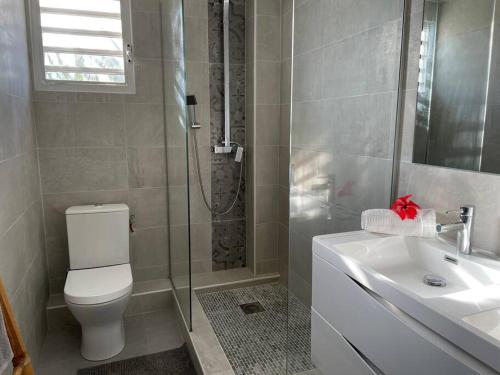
(64, 263, 133, 361)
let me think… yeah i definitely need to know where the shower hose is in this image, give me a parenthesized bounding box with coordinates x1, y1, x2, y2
(191, 129, 244, 216)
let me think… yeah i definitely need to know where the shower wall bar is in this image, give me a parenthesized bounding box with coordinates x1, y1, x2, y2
(214, 0, 233, 154)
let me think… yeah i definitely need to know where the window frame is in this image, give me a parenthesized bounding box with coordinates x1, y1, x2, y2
(28, 0, 136, 94)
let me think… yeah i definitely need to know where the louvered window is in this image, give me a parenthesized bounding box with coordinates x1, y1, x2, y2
(29, 0, 135, 93)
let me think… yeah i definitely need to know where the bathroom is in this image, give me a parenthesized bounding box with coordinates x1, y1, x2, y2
(1, 0, 500, 374)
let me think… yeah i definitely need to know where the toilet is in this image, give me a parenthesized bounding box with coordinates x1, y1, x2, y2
(64, 203, 133, 361)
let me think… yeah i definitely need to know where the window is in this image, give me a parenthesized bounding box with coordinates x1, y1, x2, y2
(29, 0, 135, 93)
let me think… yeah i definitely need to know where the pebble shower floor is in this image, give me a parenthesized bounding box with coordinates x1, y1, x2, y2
(198, 283, 315, 374)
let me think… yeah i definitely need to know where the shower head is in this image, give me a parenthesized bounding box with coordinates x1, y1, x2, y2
(186, 95, 197, 106)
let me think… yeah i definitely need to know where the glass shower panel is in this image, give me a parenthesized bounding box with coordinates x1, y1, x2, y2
(287, 0, 405, 373)
(161, 0, 192, 330)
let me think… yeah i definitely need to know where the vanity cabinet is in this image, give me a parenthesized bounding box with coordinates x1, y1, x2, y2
(311, 309, 377, 375)
(311, 253, 497, 375)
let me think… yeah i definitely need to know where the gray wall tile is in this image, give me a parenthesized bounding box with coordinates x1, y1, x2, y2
(131, 226, 169, 269)
(256, 146, 279, 186)
(292, 49, 322, 102)
(0, 94, 24, 160)
(184, 16, 209, 62)
(321, 0, 402, 44)
(129, 188, 167, 229)
(293, 0, 322, 55)
(321, 21, 401, 99)
(132, 11, 162, 59)
(255, 185, 279, 224)
(256, 61, 281, 105)
(72, 103, 125, 147)
(183, 0, 209, 18)
(126, 59, 163, 104)
(125, 103, 165, 147)
(0, 156, 24, 235)
(256, 222, 278, 260)
(39, 148, 129, 193)
(128, 147, 167, 188)
(257, 15, 281, 61)
(33, 100, 125, 149)
(256, 105, 280, 146)
(132, 0, 160, 13)
(0, 0, 48, 364)
(256, 0, 280, 16)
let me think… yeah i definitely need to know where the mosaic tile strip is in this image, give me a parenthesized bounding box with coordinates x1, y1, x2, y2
(212, 220, 246, 271)
(198, 284, 316, 375)
(208, 0, 247, 270)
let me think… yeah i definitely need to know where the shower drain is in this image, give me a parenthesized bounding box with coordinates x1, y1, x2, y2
(240, 302, 265, 314)
(423, 274, 447, 287)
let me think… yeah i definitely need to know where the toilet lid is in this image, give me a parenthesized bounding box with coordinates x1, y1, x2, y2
(64, 264, 133, 305)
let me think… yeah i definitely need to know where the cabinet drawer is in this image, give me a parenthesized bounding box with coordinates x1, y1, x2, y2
(312, 309, 378, 375)
(312, 254, 496, 375)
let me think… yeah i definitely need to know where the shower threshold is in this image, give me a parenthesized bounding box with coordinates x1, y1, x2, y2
(192, 267, 280, 292)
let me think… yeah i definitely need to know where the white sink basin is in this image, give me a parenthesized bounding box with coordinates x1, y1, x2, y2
(463, 309, 500, 342)
(331, 235, 500, 299)
(313, 231, 500, 372)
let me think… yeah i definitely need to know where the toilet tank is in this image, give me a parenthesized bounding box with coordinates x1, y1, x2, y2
(66, 203, 130, 270)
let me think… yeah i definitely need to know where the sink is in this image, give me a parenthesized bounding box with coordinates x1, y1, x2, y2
(313, 231, 500, 372)
(330, 235, 500, 299)
(463, 309, 500, 342)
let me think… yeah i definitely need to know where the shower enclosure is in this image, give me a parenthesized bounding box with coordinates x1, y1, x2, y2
(288, 0, 406, 372)
(162, 0, 250, 331)
(162, 0, 406, 372)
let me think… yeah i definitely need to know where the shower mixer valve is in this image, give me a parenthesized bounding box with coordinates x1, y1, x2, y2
(213, 145, 234, 154)
(186, 94, 244, 162)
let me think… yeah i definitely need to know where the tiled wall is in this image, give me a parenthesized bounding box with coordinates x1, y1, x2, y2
(162, 0, 192, 317)
(289, 0, 403, 304)
(246, 0, 283, 275)
(399, 0, 500, 256)
(181, 0, 213, 275)
(0, 0, 48, 368)
(209, 0, 247, 271)
(35, 0, 168, 295)
(245, 0, 255, 272)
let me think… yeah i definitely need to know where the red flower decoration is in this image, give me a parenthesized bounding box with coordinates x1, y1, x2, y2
(390, 194, 421, 220)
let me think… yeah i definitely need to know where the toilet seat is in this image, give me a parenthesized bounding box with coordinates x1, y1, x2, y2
(64, 264, 133, 305)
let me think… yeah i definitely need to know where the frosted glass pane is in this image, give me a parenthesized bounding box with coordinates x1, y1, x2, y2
(45, 71, 125, 83)
(44, 52, 124, 70)
(41, 13, 122, 33)
(42, 33, 123, 51)
(39, 0, 121, 14)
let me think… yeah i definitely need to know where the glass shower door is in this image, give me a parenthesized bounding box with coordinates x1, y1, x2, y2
(287, 0, 406, 373)
(161, 0, 192, 330)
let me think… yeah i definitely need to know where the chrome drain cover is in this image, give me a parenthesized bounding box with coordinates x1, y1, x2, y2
(423, 274, 447, 287)
(240, 302, 265, 314)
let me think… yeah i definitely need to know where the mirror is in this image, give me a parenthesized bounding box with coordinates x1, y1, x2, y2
(413, 0, 499, 173)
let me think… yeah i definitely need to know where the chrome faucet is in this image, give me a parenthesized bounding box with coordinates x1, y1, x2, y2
(436, 206, 475, 255)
